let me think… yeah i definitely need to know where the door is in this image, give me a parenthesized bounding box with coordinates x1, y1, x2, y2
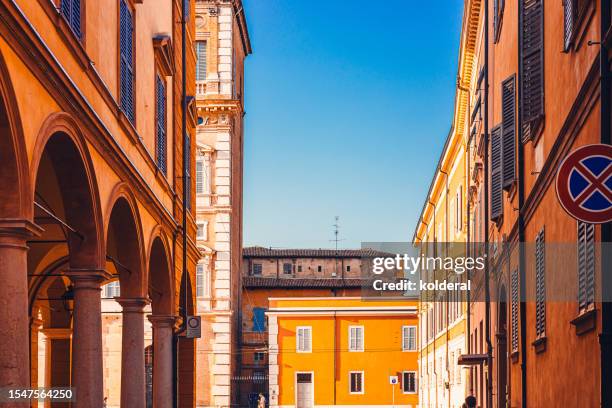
(296, 373, 313, 408)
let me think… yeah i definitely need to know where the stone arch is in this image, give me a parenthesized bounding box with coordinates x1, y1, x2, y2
(147, 229, 174, 315)
(104, 183, 146, 298)
(30, 112, 104, 269)
(0, 50, 31, 220)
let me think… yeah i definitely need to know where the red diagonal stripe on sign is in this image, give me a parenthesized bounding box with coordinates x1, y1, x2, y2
(573, 162, 612, 205)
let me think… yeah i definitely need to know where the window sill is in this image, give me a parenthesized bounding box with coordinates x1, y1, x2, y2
(570, 307, 596, 336)
(510, 350, 519, 364)
(532, 335, 547, 354)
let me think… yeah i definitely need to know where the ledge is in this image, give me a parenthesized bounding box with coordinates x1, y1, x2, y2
(570, 308, 597, 336)
(532, 335, 547, 354)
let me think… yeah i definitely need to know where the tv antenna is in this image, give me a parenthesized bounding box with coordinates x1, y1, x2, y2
(330, 216, 346, 251)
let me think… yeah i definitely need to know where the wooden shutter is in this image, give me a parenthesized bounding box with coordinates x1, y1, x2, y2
(521, 0, 544, 141)
(577, 222, 595, 310)
(61, 0, 82, 38)
(502, 76, 516, 189)
(120, 0, 135, 123)
(535, 228, 546, 337)
(196, 41, 207, 81)
(155, 75, 167, 173)
(490, 125, 503, 221)
(563, 0, 576, 51)
(511, 269, 519, 352)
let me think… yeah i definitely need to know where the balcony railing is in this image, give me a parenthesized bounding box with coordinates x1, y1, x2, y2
(196, 80, 207, 98)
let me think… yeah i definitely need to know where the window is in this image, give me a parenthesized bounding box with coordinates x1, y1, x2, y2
(297, 264, 302, 273)
(349, 372, 364, 394)
(61, 0, 82, 39)
(252, 308, 266, 332)
(346, 265, 351, 272)
(119, 0, 135, 123)
(252, 263, 262, 276)
(103, 281, 120, 298)
(577, 221, 595, 311)
(535, 228, 546, 337)
(317, 265, 322, 272)
(185, 133, 192, 211)
(521, 0, 544, 141)
(296, 327, 312, 352)
(283, 263, 293, 275)
(502, 76, 516, 190)
(490, 125, 503, 221)
(254, 352, 265, 364)
(511, 269, 519, 353)
(155, 75, 167, 173)
(349, 326, 364, 352)
(196, 263, 207, 298)
(196, 41, 207, 81)
(455, 348, 462, 384)
(196, 158, 205, 194)
(402, 326, 417, 351)
(456, 185, 463, 232)
(402, 371, 417, 393)
(196, 222, 206, 240)
(493, 0, 505, 42)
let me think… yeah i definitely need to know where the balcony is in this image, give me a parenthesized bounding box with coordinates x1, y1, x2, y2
(196, 80, 207, 99)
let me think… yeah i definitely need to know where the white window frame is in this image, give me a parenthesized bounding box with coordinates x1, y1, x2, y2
(348, 325, 364, 352)
(402, 325, 417, 351)
(402, 371, 417, 394)
(196, 221, 207, 240)
(196, 261, 210, 298)
(348, 371, 364, 394)
(296, 326, 312, 353)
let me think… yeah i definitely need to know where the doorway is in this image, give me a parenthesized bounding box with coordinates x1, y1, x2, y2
(295, 372, 313, 408)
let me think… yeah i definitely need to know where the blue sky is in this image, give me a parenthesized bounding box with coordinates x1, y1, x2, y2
(242, 0, 464, 248)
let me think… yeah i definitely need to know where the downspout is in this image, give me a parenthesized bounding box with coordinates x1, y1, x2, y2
(333, 311, 337, 404)
(599, 1, 611, 407)
(517, 0, 528, 406)
(440, 168, 451, 408)
(483, 0, 494, 406)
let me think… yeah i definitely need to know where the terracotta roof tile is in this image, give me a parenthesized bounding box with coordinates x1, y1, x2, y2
(242, 276, 370, 289)
(242, 246, 392, 258)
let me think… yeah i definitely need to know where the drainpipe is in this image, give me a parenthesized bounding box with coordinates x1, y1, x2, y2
(483, 0, 494, 406)
(517, 0, 528, 407)
(599, 1, 611, 407)
(439, 168, 451, 408)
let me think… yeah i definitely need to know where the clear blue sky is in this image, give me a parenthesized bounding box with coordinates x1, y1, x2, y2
(242, 1, 464, 249)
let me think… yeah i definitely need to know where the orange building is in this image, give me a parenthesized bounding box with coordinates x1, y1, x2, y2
(267, 297, 419, 408)
(454, 0, 611, 407)
(0, 0, 197, 407)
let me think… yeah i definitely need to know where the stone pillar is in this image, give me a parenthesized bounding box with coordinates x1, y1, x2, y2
(69, 270, 109, 408)
(117, 298, 149, 408)
(0, 220, 40, 402)
(148, 315, 176, 408)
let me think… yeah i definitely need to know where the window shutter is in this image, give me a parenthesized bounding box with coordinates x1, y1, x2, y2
(502, 76, 516, 189)
(61, 0, 82, 38)
(490, 125, 503, 221)
(563, 0, 576, 51)
(196, 41, 207, 81)
(155, 76, 167, 174)
(120, 0, 135, 123)
(521, 0, 544, 142)
(578, 222, 595, 311)
(535, 228, 546, 337)
(196, 159, 204, 194)
(185, 133, 192, 210)
(511, 269, 519, 353)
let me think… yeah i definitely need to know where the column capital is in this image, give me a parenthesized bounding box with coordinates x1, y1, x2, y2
(0, 218, 43, 237)
(116, 297, 150, 313)
(66, 269, 113, 289)
(147, 315, 177, 329)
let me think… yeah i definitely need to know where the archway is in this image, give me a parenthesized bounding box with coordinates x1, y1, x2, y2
(0, 51, 35, 392)
(147, 235, 175, 408)
(30, 119, 105, 407)
(105, 192, 147, 408)
(497, 285, 508, 408)
(178, 271, 196, 408)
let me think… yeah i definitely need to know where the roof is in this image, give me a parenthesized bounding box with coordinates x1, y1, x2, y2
(242, 276, 370, 289)
(243, 247, 392, 258)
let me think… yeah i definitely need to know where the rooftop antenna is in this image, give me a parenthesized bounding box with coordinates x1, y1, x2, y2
(330, 216, 346, 251)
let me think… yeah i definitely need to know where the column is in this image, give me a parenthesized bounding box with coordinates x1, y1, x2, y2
(69, 269, 109, 408)
(148, 315, 175, 408)
(117, 298, 149, 408)
(0, 220, 41, 404)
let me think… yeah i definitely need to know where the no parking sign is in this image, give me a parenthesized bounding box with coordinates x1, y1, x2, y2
(556, 144, 612, 223)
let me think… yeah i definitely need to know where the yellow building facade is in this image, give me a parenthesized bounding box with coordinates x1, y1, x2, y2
(267, 297, 419, 407)
(412, 5, 477, 401)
